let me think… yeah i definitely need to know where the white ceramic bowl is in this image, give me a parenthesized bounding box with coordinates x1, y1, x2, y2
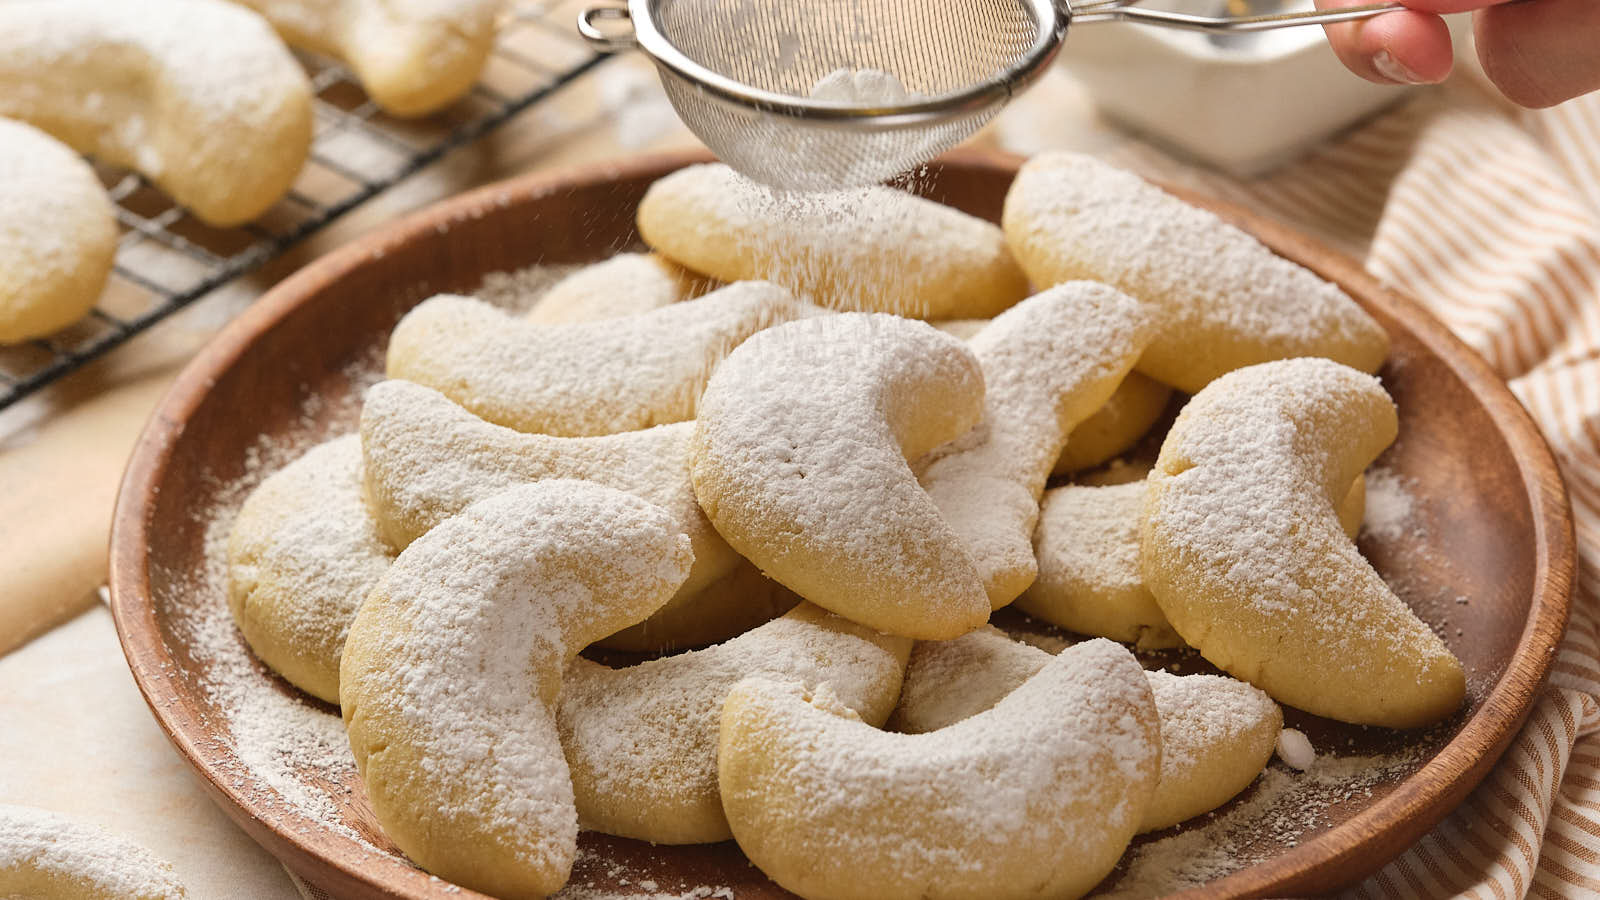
(1058, 0, 1462, 174)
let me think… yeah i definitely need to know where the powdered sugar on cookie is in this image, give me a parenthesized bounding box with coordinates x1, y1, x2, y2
(718, 639, 1160, 900)
(386, 281, 814, 435)
(637, 163, 1028, 318)
(559, 603, 907, 844)
(919, 282, 1156, 607)
(690, 312, 990, 639)
(339, 481, 693, 898)
(1003, 152, 1388, 393)
(0, 804, 187, 899)
(227, 434, 393, 704)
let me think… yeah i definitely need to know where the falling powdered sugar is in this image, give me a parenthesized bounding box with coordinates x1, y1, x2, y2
(385, 280, 816, 436)
(475, 262, 581, 315)
(634, 163, 1028, 318)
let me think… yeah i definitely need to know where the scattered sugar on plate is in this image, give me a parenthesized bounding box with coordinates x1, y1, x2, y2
(1362, 466, 1421, 541)
(555, 885, 736, 900)
(557, 848, 736, 900)
(151, 352, 386, 852)
(1098, 749, 1425, 899)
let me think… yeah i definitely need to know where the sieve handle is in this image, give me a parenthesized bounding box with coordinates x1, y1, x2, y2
(1072, 1, 1410, 32)
(578, 3, 638, 52)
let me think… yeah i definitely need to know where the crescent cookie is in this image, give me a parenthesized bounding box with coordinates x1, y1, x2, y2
(1139, 670, 1283, 832)
(0, 804, 187, 899)
(1018, 477, 1366, 648)
(559, 603, 910, 844)
(637, 163, 1029, 319)
(888, 627, 1281, 833)
(0, 119, 116, 344)
(929, 319, 1171, 477)
(1016, 481, 1182, 649)
(386, 281, 815, 435)
(718, 639, 1160, 900)
(919, 282, 1157, 608)
(690, 313, 990, 640)
(359, 380, 743, 648)
(0, 0, 313, 226)
(1002, 152, 1389, 393)
(527, 252, 713, 325)
(930, 318, 990, 341)
(225, 0, 501, 117)
(1053, 371, 1172, 475)
(600, 559, 799, 653)
(340, 481, 692, 899)
(227, 435, 393, 704)
(1141, 358, 1465, 728)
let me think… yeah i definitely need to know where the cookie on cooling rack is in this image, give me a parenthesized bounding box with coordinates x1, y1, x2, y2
(0, 119, 116, 344)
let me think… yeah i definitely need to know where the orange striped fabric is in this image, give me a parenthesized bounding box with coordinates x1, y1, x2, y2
(1111, 79, 1600, 899)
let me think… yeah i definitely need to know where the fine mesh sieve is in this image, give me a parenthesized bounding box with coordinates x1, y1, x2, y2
(579, 0, 1407, 191)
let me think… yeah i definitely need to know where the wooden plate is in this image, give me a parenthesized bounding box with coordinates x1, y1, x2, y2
(108, 148, 1574, 899)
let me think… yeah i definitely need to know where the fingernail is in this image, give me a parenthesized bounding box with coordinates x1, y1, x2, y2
(1372, 50, 1424, 84)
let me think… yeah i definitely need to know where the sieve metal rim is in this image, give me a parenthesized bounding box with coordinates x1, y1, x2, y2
(620, 0, 1072, 131)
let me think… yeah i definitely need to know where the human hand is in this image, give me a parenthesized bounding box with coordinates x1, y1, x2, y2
(1316, 0, 1600, 107)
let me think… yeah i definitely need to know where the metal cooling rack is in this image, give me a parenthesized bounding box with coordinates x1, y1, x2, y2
(0, 0, 613, 411)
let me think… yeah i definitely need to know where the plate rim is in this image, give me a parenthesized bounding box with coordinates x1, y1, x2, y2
(107, 147, 1577, 899)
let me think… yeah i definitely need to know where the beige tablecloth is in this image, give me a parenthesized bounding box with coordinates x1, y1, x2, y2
(4, 42, 1600, 900)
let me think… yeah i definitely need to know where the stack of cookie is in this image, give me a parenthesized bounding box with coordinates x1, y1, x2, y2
(0, 0, 505, 345)
(226, 152, 1465, 900)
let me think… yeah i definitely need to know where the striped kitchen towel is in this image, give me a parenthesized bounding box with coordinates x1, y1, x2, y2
(1112, 78, 1600, 899)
